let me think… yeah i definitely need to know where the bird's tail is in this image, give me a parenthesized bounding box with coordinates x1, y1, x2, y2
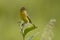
(32, 24, 37, 28)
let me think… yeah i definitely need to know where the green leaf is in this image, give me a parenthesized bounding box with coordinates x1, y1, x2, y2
(23, 25, 37, 37)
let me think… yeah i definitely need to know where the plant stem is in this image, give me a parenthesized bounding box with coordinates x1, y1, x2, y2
(23, 35, 25, 40)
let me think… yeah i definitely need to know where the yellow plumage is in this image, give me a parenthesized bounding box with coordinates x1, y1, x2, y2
(20, 7, 31, 23)
(20, 10, 29, 23)
(20, 7, 36, 28)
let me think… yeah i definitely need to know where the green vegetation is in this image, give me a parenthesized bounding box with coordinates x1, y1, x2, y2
(0, 0, 60, 40)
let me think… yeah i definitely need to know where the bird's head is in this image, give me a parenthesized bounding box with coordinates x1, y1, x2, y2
(20, 7, 26, 12)
(20, 7, 27, 14)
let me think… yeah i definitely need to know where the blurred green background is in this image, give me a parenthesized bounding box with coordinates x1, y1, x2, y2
(0, 0, 60, 40)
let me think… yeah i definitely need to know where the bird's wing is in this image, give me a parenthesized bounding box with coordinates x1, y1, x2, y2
(27, 16, 32, 23)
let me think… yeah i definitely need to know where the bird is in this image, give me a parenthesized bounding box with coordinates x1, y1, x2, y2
(20, 7, 36, 28)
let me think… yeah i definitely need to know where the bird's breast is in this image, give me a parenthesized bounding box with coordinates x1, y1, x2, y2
(20, 13, 29, 23)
